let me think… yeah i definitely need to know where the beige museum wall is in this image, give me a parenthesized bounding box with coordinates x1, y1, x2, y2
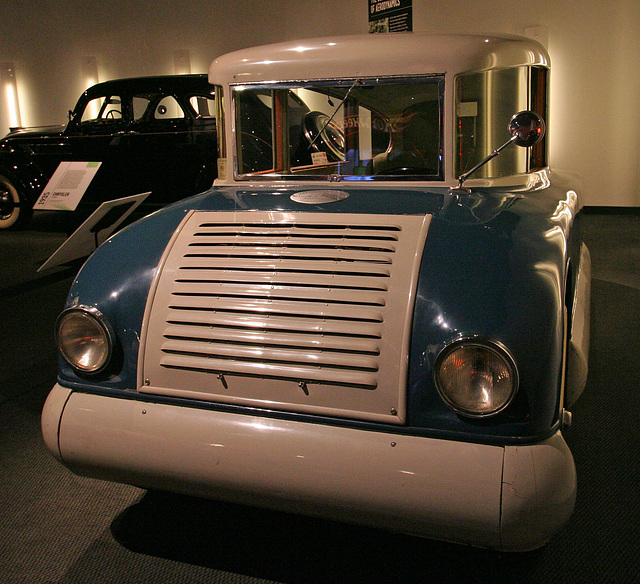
(1, 0, 639, 206)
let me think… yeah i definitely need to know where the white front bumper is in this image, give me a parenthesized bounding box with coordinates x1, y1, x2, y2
(42, 383, 576, 551)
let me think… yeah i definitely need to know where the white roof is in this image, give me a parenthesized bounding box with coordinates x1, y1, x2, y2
(208, 33, 549, 86)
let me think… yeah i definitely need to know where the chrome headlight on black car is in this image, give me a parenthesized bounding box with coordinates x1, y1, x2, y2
(56, 306, 114, 374)
(434, 338, 518, 418)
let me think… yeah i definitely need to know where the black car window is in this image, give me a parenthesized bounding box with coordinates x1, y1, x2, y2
(154, 96, 185, 120)
(132, 93, 185, 122)
(133, 96, 152, 120)
(80, 95, 123, 122)
(189, 94, 216, 117)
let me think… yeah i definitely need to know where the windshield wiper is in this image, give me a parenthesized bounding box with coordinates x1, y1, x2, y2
(308, 78, 360, 151)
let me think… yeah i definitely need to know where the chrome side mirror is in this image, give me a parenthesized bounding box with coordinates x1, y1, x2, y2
(508, 110, 546, 147)
(455, 111, 545, 190)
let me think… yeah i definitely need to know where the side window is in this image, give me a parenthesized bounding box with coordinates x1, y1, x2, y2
(236, 89, 274, 174)
(80, 95, 123, 122)
(132, 93, 186, 122)
(530, 66, 548, 170)
(189, 94, 216, 117)
(154, 96, 184, 119)
(455, 66, 544, 179)
(133, 96, 151, 121)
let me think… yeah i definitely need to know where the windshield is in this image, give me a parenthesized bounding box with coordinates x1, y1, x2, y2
(233, 75, 444, 181)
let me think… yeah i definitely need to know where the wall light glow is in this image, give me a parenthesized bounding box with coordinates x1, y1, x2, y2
(1, 63, 22, 129)
(174, 49, 191, 75)
(82, 56, 99, 89)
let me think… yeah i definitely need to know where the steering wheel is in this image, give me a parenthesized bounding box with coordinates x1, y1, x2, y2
(105, 109, 121, 119)
(302, 111, 345, 162)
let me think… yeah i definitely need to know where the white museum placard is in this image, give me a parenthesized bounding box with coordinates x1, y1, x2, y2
(33, 161, 102, 211)
(38, 192, 150, 272)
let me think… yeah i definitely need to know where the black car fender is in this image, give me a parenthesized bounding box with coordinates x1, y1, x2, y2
(0, 144, 49, 207)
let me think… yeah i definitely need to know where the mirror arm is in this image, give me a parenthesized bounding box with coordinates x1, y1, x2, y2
(453, 110, 545, 191)
(456, 135, 517, 189)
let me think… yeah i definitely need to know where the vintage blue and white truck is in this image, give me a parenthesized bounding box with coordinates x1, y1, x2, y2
(42, 33, 591, 551)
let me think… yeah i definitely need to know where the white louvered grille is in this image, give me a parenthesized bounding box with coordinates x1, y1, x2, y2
(140, 211, 431, 424)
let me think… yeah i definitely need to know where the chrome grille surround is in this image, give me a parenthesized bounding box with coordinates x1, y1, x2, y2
(139, 211, 431, 424)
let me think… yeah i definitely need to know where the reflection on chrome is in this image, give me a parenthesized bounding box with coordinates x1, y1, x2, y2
(551, 189, 578, 227)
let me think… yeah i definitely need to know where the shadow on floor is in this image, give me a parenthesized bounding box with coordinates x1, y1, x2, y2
(111, 491, 544, 584)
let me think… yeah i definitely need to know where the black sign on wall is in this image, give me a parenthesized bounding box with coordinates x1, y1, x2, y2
(369, 0, 413, 33)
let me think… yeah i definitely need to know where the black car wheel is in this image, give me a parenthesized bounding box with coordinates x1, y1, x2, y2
(0, 175, 29, 230)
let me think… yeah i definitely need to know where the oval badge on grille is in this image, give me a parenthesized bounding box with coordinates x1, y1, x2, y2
(290, 190, 349, 204)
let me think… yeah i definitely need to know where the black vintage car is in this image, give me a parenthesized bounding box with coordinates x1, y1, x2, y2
(0, 75, 218, 229)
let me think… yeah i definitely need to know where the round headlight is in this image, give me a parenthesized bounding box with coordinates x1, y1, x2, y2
(56, 306, 114, 374)
(434, 339, 518, 418)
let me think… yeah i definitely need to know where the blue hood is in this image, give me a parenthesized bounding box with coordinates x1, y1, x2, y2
(58, 182, 575, 444)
